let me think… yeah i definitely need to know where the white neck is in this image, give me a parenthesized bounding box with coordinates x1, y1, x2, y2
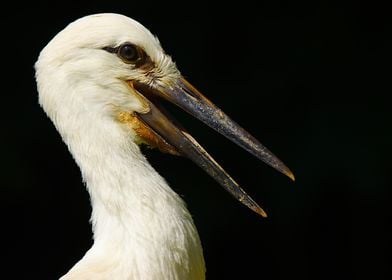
(56, 110, 205, 280)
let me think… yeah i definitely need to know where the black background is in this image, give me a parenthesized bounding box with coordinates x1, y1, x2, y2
(2, 1, 391, 279)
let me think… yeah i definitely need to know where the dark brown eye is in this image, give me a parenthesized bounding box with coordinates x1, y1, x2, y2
(118, 43, 141, 64)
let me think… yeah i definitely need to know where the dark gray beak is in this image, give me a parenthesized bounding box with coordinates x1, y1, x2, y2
(131, 78, 294, 217)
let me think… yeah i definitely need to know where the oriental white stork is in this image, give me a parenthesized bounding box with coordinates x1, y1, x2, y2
(35, 13, 294, 280)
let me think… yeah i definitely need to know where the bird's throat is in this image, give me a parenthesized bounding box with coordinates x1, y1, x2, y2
(61, 117, 205, 279)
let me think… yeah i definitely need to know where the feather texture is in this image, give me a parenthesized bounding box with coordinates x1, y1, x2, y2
(35, 13, 205, 280)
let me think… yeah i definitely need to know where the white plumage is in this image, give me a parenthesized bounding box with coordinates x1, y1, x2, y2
(36, 14, 204, 280)
(36, 13, 293, 280)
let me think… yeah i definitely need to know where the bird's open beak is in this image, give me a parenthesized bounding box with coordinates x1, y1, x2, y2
(128, 78, 294, 217)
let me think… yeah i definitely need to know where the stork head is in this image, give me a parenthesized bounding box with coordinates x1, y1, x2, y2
(35, 13, 294, 217)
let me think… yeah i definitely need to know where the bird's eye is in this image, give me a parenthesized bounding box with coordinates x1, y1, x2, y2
(118, 43, 142, 64)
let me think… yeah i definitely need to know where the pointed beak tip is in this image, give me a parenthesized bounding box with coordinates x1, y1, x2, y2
(285, 170, 296, 182)
(259, 209, 268, 218)
(253, 206, 268, 218)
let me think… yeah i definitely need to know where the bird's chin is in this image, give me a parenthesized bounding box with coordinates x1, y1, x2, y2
(116, 109, 180, 156)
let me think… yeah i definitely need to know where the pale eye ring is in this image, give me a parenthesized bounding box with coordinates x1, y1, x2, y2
(103, 42, 145, 65)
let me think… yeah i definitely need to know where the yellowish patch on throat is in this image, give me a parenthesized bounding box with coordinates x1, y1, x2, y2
(117, 111, 180, 156)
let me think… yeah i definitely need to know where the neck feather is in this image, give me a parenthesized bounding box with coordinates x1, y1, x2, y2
(58, 112, 205, 280)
